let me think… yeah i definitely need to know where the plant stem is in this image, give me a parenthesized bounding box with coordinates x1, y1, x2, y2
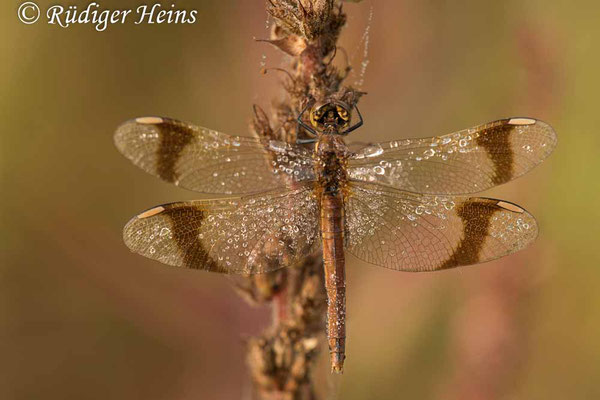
(237, 3, 364, 398)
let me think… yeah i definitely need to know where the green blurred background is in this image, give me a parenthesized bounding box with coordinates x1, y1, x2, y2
(2, 1, 600, 399)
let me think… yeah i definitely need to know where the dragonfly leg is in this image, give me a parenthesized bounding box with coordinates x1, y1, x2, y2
(296, 138, 317, 144)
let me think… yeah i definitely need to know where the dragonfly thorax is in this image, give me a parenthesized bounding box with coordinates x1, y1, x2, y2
(315, 135, 349, 194)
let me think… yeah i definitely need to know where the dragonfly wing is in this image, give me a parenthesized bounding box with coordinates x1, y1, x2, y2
(348, 118, 556, 195)
(115, 117, 315, 194)
(123, 184, 320, 274)
(345, 182, 538, 271)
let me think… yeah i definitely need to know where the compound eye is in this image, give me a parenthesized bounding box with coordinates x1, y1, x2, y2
(310, 107, 325, 127)
(336, 105, 349, 120)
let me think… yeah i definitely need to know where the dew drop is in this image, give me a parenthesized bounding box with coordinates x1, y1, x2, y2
(363, 145, 384, 158)
(159, 227, 170, 237)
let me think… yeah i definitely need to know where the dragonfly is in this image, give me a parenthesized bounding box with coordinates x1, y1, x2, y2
(114, 101, 556, 373)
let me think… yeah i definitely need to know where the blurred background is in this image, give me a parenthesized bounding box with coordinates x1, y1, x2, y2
(2, 0, 600, 399)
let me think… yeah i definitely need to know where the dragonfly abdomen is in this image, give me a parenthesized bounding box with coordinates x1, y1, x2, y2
(320, 191, 347, 373)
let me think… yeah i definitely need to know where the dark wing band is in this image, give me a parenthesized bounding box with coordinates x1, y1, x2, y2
(348, 118, 556, 195)
(115, 117, 315, 194)
(123, 185, 320, 274)
(345, 182, 538, 271)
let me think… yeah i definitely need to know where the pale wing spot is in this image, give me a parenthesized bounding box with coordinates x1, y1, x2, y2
(138, 206, 165, 219)
(496, 201, 524, 213)
(136, 117, 164, 125)
(508, 118, 536, 126)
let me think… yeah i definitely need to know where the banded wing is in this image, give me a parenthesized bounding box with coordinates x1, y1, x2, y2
(348, 118, 556, 195)
(123, 185, 320, 274)
(345, 182, 538, 271)
(115, 117, 315, 194)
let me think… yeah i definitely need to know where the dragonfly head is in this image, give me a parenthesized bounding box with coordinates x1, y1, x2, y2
(310, 101, 351, 133)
